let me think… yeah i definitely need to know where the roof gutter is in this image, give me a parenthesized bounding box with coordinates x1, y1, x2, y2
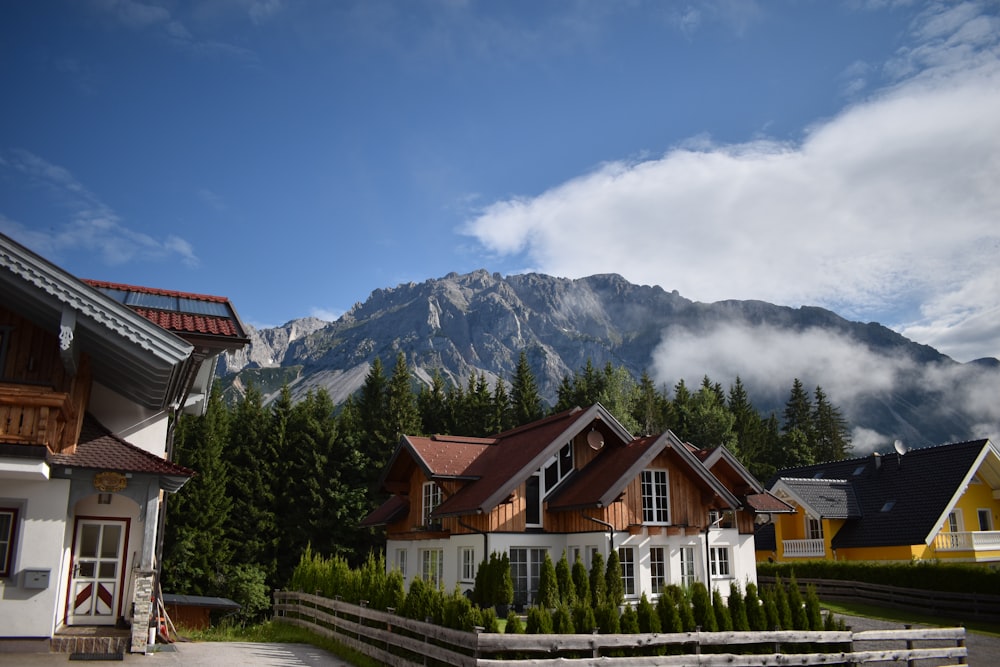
(581, 511, 616, 552)
(458, 520, 488, 564)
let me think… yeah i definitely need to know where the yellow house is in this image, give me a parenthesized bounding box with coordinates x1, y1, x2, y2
(755, 439, 1000, 564)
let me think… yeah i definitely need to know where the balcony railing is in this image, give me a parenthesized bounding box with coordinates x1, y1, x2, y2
(0, 383, 72, 451)
(782, 538, 826, 558)
(934, 531, 1000, 552)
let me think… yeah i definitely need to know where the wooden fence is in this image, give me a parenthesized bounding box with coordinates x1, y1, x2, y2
(273, 591, 967, 666)
(759, 576, 1000, 623)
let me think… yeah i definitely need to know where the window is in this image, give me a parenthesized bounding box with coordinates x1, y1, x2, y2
(806, 515, 823, 540)
(460, 547, 475, 582)
(543, 443, 575, 496)
(420, 549, 443, 587)
(422, 482, 441, 527)
(0, 507, 17, 577)
(709, 509, 734, 529)
(525, 473, 542, 527)
(641, 469, 670, 524)
(678, 546, 696, 588)
(509, 547, 548, 606)
(618, 547, 636, 597)
(948, 510, 962, 533)
(649, 547, 666, 595)
(709, 547, 731, 578)
(978, 509, 993, 532)
(395, 549, 407, 577)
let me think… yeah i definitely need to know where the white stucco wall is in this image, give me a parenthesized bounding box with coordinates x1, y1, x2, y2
(386, 526, 759, 606)
(0, 478, 71, 638)
(89, 382, 170, 456)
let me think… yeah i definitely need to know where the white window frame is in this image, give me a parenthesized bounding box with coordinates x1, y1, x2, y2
(420, 548, 444, 588)
(649, 547, 667, 595)
(679, 546, 696, 588)
(709, 546, 731, 578)
(978, 508, 993, 531)
(395, 548, 407, 577)
(806, 514, 823, 540)
(422, 482, 441, 527)
(948, 509, 962, 533)
(618, 547, 636, 597)
(510, 547, 548, 606)
(641, 469, 670, 524)
(459, 546, 475, 582)
(525, 472, 543, 528)
(0, 507, 18, 578)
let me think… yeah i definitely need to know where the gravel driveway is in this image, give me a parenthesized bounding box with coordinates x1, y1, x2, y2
(837, 612, 998, 665)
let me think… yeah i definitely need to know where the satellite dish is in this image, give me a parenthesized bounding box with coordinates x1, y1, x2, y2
(587, 428, 604, 450)
(893, 439, 908, 456)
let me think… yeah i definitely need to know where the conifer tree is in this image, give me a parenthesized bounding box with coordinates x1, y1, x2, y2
(571, 553, 590, 605)
(631, 371, 673, 435)
(492, 377, 513, 432)
(417, 369, 449, 435)
(510, 350, 544, 426)
(605, 549, 625, 608)
(597, 363, 640, 432)
(713, 588, 732, 631)
(728, 582, 750, 631)
(637, 593, 661, 633)
(536, 553, 559, 609)
(163, 382, 232, 596)
(744, 581, 765, 631)
(555, 551, 576, 606)
(620, 603, 640, 633)
(657, 591, 683, 633)
(589, 552, 606, 609)
(812, 386, 852, 462)
(385, 352, 422, 446)
(690, 582, 717, 631)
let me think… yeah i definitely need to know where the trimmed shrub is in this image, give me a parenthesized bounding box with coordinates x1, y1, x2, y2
(505, 609, 524, 633)
(553, 603, 575, 634)
(572, 602, 596, 633)
(690, 582, 717, 631)
(556, 551, 577, 606)
(728, 582, 749, 631)
(744, 582, 765, 631)
(657, 591, 683, 633)
(526, 605, 554, 634)
(620, 603, 640, 634)
(713, 588, 732, 631)
(572, 553, 590, 604)
(637, 593, 661, 633)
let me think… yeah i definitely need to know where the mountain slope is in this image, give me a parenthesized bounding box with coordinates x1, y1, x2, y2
(220, 270, 999, 450)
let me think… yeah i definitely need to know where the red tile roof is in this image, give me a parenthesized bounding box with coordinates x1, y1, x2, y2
(49, 414, 195, 478)
(82, 279, 248, 342)
(744, 491, 796, 514)
(360, 495, 410, 527)
(133, 307, 240, 337)
(407, 434, 494, 478)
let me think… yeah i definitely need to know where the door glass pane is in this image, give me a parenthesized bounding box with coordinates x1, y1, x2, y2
(79, 562, 96, 578)
(80, 525, 100, 557)
(99, 561, 117, 578)
(100, 525, 122, 558)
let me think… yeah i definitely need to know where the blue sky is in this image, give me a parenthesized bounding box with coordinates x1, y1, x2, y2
(2, 0, 999, 365)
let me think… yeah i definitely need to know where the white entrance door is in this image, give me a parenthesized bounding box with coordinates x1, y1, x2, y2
(69, 519, 127, 625)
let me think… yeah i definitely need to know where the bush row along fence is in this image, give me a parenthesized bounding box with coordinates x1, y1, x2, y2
(758, 576, 1000, 624)
(273, 590, 967, 666)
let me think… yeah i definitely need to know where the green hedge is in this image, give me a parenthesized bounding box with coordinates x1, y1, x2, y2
(758, 560, 1000, 595)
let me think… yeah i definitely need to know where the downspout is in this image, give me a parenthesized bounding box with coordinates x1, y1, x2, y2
(458, 519, 489, 562)
(581, 511, 616, 553)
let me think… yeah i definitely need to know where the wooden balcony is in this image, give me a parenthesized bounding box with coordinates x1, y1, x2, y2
(0, 383, 73, 451)
(782, 538, 826, 558)
(934, 531, 1000, 553)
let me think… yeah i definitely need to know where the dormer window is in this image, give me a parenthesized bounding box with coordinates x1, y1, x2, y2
(542, 442, 574, 496)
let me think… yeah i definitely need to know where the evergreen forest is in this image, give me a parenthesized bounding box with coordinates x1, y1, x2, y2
(161, 351, 852, 621)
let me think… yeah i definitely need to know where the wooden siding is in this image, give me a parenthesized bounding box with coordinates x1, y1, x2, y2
(0, 306, 90, 452)
(389, 431, 752, 541)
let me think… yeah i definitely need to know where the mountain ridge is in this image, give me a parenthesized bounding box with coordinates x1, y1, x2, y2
(219, 270, 998, 450)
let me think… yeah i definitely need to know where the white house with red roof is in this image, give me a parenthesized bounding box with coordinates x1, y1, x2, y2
(363, 404, 789, 606)
(0, 233, 247, 655)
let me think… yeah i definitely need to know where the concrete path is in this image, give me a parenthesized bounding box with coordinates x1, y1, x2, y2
(0, 642, 353, 666)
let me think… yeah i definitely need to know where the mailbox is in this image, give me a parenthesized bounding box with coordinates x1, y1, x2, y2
(23, 569, 51, 589)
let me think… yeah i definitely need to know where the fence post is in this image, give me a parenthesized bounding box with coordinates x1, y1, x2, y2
(905, 624, 914, 667)
(958, 626, 967, 665)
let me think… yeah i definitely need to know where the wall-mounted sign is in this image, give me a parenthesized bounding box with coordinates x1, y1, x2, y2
(94, 471, 127, 492)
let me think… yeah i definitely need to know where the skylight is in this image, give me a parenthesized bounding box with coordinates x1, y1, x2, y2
(853, 465, 865, 476)
(96, 287, 230, 317)
(880, 500, 896, 512)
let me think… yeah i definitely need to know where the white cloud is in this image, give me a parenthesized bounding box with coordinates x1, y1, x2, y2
(649, 321, 1000, 452)
(463, 2, 1000, 362)
(0, 150, 198, 267)
(310, 307, 341, 322)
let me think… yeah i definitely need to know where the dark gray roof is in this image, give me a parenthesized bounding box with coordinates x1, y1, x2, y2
(773, 478, 860, 519)
(769, 439, 993, 549)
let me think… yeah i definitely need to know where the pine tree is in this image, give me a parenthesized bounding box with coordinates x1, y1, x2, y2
(385, 352, 422, 445)
(631, 371, 673, 435)
(637, 593, 661, 633)
(690, 582, 717, 631)
(163, 382, 232, 596)
(417, 369, 449, 435)
(510, 350, 544, 426)
(571, 553, 590, 604)
(685, 378, 737, 448)
(812, 386, 852, 462)
(657, 591, 682, 632)
(536, 553, 559, 609)
(620, 603, 640, 633)
(492, 377, 513, 432)
(744, 582, 765, 631)
(589, 552, 606, 609)
(555, 551, 576, 606)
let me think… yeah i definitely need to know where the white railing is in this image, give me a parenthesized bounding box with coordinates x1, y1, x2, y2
(935, 530, 1000, 551)
(782, 538, 825, 558)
